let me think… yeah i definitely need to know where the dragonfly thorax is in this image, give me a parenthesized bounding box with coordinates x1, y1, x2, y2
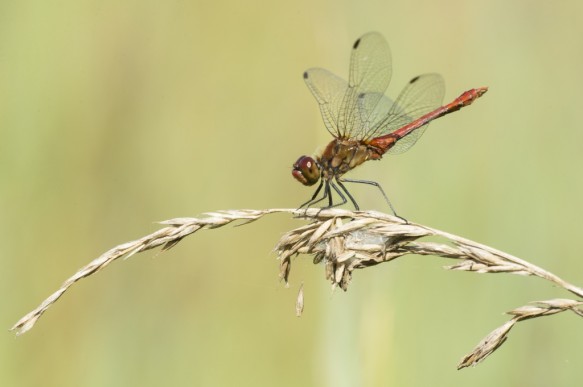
(319, 139, 382, 180)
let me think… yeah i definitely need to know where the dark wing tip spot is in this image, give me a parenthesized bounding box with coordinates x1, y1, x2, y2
(353, 38, 361, 49)
(303, 71, 308, 79)
(409, 75, 420, 84)
(358, 92, 365, 99)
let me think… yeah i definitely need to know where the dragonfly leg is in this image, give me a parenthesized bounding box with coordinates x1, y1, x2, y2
(297, 180, 335, 217)
(299, 179, 352, 212)
(301, 181, 348, 216)
(340, 178, 406, 222)
(328, 181, 348, 209)
(335, 179, 360, 210)
(325, 182, 333, 207)
(299, 180, 324, 209)
(305, 180, 348, 215)
(311, 181, 332, 208)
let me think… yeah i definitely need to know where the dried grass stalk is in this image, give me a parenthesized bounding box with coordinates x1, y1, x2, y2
(458, 298, 583, 369)
(11, 208, 583, 369)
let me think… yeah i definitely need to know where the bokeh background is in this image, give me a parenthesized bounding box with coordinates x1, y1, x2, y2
(2, 0, 583, 386)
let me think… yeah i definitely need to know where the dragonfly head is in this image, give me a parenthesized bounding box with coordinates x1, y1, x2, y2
(292, 156, 320, 186)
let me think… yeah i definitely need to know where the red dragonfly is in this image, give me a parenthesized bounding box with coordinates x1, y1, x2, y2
(292, 32, 487, 215)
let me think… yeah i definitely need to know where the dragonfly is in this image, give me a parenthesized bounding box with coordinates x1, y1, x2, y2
(292, 32, 487, 215)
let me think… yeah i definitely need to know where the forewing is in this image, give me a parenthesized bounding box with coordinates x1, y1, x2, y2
(366, 73, 445, 154)
(338, 32, 392, 139)
(303, 68, 348, 137)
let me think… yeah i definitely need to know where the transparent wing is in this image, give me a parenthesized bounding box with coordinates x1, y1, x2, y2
(303, 68, 348, 137)
(364, 73, 445, 154)
(356, 92, 396, 136)
(338, 32, 392, 139)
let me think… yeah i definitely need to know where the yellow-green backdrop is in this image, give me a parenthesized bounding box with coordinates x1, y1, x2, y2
(2, 1, 582, 386)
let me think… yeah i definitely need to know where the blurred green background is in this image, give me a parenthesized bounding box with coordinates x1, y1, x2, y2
(2, 0, 583, 386)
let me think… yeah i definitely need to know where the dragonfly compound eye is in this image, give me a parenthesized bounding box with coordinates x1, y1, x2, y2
(292, 156, 321, 186)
